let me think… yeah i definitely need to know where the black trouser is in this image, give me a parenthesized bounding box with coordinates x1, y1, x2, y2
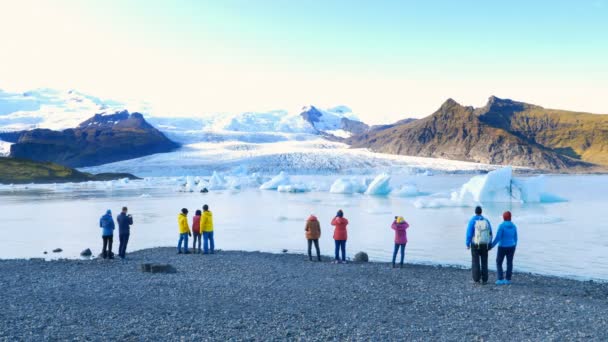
(471, 243, 489, 283)
(307, 239, 321, 261)
(496, 246, 516, 280)
(118, 234, 130, 258)
(193, 233, 202, 252)
(102, 236, 113, 258)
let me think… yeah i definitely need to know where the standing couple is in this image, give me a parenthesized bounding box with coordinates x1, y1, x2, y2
(466, 206, 519, 285)
(99, 207, 133, 259)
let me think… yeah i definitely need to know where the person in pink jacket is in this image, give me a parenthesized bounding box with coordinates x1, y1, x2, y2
(391, 216, 410, 268)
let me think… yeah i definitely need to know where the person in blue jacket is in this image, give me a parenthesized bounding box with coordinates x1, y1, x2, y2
(465, 206, 493, 284)
(116, 207, 133, 259)
(491, 211, 518, 285)
(99, 209, 115, 259)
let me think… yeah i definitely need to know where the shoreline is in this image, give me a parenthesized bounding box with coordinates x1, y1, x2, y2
(1, 247, 607, 340)
(4, 246, 607, 284)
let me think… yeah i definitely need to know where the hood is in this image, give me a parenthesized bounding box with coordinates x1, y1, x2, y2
(203, 211, 213, 217)
(502, 221, 515, 228)
(105, 210, 112, 216)
(334, 217, 347, 223)
(308, 215, 318, 222)
(178, 213, 187, 217)
(396, 216, 405, 224)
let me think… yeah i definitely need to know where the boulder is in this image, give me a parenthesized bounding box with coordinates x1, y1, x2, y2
(52, 248, 63, 253)
(141, 263, 176, 274)
(80, 248, 92, 257)
(354, 252, 369, 263)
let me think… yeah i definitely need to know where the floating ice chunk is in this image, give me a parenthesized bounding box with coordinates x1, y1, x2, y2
(277, 184, 309, 193)
(259, 171, 291, 190)
(364, 173, 391, 196)
(391, 184, 420, 197)
(208, 171, 227, 190)
(329, 178, 367, 194)
(452, 167, 514, 203)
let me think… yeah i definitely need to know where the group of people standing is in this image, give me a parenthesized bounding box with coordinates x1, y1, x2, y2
(98, 203, 518, 285)
(177, 204, 215, 254)
(305, 209, 409, 268)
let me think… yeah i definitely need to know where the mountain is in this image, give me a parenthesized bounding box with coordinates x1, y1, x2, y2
(299, 105, 369, 138)
(349, 97, 607, 171)
(2, 111, 179, 168)
(0, 157, 139, 184)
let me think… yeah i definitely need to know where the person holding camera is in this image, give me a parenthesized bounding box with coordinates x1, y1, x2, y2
(117, 206, 133, 259)
(331, 209, 349, 263)
(391, 216, 409, 268)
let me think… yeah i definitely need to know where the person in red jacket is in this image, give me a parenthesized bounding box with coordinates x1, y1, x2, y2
(331, 210, 349, 263)
(192, 210, 202, 253)
(391, 216, 410, 268)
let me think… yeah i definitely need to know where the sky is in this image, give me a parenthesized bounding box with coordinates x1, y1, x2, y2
(0, 0, 607, 123)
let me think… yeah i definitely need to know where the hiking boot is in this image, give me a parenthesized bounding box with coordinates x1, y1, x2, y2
(504, 280, 512, 285)
(495, 280, 505, 285)
(481, 281, 487, 285)
(184, 251, 191, 254)
(177, 251, 182, 254)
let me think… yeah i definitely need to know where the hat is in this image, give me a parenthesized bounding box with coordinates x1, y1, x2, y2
(503, 211, 512, 221)
(336, 210, 344, 218)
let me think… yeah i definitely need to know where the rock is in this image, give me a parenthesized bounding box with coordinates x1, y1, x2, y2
(201, 188, 209, 193)
(52, 248, 63, 253)
(80, 248, 92, 257)
(43, 251, 48, 255)
(141, 263, 176, 274)
(282, 249, 288, 253)
(354, 252, 369, 263)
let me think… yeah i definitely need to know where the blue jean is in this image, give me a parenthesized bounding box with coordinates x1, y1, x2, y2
(203, 231, 214, 254)
(177, 233, 189, 252)
(392, 243, 406, 266)
(334, 240, 346, 261)
(496, 246, 516, 280)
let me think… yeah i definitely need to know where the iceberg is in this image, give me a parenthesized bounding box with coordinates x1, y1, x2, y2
(207, 171, 227, 190)
(329, 178, 367, 194)
(391, 184, 420, 197)
(259, 171, 291, 190)
(277, 184, 310, 193)
(364, 173, 391, 196)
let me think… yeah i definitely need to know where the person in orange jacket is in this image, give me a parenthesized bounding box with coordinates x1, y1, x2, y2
(331, 209, 349, 263)
(305, 214, 321, 261)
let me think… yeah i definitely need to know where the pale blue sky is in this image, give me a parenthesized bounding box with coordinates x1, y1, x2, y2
(0, 0, 606, 122)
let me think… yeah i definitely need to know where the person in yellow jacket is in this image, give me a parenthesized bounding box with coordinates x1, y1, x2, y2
(177, 208, 191, 254)
(200, 204, 215, 254)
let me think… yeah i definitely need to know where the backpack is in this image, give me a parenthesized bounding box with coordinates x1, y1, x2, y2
(473, 218, 491, 245)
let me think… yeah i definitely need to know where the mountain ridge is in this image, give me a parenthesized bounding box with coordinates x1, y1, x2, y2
(349, 97, 607, 171)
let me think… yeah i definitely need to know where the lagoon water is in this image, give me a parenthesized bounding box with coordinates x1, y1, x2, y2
(1, 174, 607, 281)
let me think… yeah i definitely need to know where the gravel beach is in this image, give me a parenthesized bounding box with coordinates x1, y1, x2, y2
(1, 248, 607, 341)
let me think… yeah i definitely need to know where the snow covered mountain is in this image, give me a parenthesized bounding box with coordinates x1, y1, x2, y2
(0, 87, 501, 175)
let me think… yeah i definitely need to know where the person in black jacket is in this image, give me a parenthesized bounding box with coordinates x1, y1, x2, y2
(117, 207, 133, 259)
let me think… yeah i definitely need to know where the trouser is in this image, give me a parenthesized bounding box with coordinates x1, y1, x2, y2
(392, 243, 406, 266)
(334, 240, 346, 261)
(192, 233, 202, 251)
(307, 239, 321, 261)
(118, 234, 130, 258)
(496, 246, 516, 280)
(203, 232, 214, 254)
(471, 243, 489, 282)
(102, 235, 113, 258)
(177, 233, 189, 252)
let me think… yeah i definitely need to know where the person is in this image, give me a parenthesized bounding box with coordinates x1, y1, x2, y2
(492, 211, 518, 285)
(331, 210, 348, 264)
(391, 216, 409, 268)
(177, 208, 191, 254)
(116, 207, 133, 259)
(192, 210, 202, 254)
(99, 209, 115, 259)
(201, 204, 214, 254)
(465, 206, 493, 284)
(305, 214, 321, 261)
